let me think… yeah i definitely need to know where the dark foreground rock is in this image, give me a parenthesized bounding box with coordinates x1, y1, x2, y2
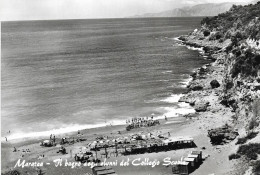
(194, 101, 209, 112)
(210, 80, 220, 89)
(188, 83, 204, 91)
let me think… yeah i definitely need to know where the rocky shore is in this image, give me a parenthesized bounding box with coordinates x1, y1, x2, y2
(2, 3, 260, 175)
(176, 12, 260, 173)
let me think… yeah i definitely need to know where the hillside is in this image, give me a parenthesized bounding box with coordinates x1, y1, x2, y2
(252, 0, 260, 4)
(133, 2, 245, 18)
(178, 1, 260, 174)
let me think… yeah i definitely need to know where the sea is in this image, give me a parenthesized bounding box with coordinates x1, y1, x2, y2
(1, 17, 211, 141)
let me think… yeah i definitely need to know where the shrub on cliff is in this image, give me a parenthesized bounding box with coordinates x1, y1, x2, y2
(254, 54, 260, 65)
(237, 143, 260, 160)
(248, 118, 259, 130)
(231, 52, 260, 78)
(201, 17, 211, 25)
(209, 31, 224, 41)
(252, 160, 260, 174)
(231, 31, 246, 46)
(201, 2, 260, 40)
(229, 153, 241, 160)
(236, 132, 258, 144)
(225, 80, 234, 90)
(215, 32, 224, 40)
(236, 137, 247, 145)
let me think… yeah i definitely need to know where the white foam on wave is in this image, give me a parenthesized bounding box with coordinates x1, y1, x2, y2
(177, 102, 191, 108)
(172, 37, 203, 50)
(185, 45, 204, 52)
(158, 79, 170, 82)
(160, 104, 195, 118)
(179, 77, 192, 88)
(160, 94, 183, 103)
(159, 93, 195, 119)
(1, 119, 126, 142)
(173, 36, 205, 56)
(162, 70, 172, 74)
(173, 37, 182, 41)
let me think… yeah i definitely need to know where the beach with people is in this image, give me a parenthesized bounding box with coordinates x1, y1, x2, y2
(2, 1, 260, 175)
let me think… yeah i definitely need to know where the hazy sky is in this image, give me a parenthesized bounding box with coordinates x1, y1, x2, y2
(0, 0, 252, 21)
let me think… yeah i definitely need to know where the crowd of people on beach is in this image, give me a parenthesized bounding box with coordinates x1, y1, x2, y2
(126, 116, 164, 131)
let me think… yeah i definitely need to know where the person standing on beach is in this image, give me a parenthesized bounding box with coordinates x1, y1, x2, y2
(53, 135, 56, 143)
(5, 137, 7, 142)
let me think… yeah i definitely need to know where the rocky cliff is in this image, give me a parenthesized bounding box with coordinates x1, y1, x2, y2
(178, 2, 260, 174)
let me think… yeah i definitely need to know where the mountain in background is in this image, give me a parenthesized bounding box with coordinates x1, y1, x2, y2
(252, 0, 260, 4)
(131, 1, 256, 18)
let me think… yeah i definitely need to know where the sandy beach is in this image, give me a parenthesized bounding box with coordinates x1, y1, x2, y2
(0, 33, 245, 175)
(2, 30, 257, 175)
(1, 78, 245, 175)
(2, 0, 260, 174)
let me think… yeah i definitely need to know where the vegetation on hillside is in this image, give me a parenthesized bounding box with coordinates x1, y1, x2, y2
(195, 3, 260, 174)
(199, 2, 260, 79)
(201, 2, 260, 40)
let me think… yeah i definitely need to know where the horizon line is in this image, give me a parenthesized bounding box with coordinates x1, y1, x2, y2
(1, 16, 211, 23)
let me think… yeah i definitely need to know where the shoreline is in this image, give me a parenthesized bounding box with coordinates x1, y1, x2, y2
(1, 116, 186, 144)
(2, 65, 198, 143)
(1, 35, 210, 174)
(2, 33, 243, 175)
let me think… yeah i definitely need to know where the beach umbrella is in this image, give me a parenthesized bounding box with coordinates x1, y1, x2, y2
(43, 140, 50, 143)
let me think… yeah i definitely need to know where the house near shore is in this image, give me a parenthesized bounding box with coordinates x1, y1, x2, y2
(162, 136, 195, 147)
(92, 166, 117, 175)
(172, 150, 203, 175)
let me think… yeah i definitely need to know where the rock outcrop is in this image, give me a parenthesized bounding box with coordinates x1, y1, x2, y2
(208, 125, 239, 145)
(210, 80, 220, 89)
(188, 84, 204, 91)
(194, 101, 210, 112)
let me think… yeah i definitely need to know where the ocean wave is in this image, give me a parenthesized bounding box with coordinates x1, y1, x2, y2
(160, 105, 195, 118)
(172, 37, 182, 42)
(1, 119, 126, 141)
(158, 79, 170, 82)
(179, 77, 192, 88)
(160, 94, 183, 103)
(185, 45, 204, 52)
(173, 37, 205, 54)
(162, 70, 173, 74)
